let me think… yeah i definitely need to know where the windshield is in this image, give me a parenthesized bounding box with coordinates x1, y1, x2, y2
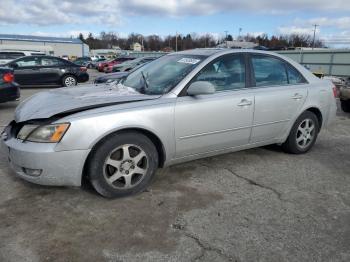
(122, 54, 206, 95)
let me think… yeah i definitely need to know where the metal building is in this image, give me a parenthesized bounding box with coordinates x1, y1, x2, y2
(0, 34, 89, 58)
(277, 49, 350, 77)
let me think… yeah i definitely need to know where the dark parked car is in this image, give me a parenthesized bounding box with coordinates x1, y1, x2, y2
(85, 58, 106, 69)
(4, 56, 89, 87)
(94, 71, 129, 84)
(0, 68, 20, 103)
(73, 57, 92, 66)
(106, 56, 158, 73)
(94, 63, 148, 84)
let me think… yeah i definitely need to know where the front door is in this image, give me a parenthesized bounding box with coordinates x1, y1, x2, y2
(174, 54, 254, 158)
(12, 56, 42, 85)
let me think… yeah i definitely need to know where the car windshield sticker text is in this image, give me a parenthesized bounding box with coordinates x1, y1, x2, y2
(177, 58, 201, 64)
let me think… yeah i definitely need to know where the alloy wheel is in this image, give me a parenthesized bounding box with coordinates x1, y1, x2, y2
(103, 144, 148, 189)
(296, 118, 315, 149)
(64, 76, 76, 86)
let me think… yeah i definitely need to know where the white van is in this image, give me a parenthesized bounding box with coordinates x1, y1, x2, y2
(0, 50, 46, 65)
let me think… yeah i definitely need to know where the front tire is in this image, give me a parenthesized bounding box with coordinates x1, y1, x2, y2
(340, 100, 350, 112)
(87, 132, 159, 198)
(62, 75, 77, 87)
(282, 111, 320, 154)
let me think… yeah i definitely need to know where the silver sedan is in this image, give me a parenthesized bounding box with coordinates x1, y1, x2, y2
(1, 49, 337, 198)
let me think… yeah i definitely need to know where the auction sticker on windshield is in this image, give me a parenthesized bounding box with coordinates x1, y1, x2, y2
(177, 58, 201, 64)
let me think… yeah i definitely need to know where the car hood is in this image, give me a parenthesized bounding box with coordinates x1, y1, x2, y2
(15, 84, 161, 122)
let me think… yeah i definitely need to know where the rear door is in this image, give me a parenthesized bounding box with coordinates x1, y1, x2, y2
(249, 54, 308, 143)
(39, 57, 67, 84)
(174, 53, 254, 158)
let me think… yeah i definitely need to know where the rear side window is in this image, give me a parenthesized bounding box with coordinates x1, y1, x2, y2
(251, 55, 306, 87)
(41, 57, 64, 66)
(251, 56, 288, 87)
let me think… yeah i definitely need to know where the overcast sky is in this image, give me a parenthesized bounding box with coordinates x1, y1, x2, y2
(1, 0, 350, 47)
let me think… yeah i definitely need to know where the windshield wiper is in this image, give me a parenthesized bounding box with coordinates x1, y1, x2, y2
(141, 71, 149, 90)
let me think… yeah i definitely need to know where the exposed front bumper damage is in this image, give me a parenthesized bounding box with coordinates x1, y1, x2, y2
(1, 128, 90, 187)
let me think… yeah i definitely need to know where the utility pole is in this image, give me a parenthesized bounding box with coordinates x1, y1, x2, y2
(175, 31, 178, 52)
(312, 24, 319, 49)
(224, 30, 228, 48)
(139, 35, 144, 51)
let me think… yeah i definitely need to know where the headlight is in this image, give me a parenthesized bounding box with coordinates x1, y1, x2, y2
(17, 123, 70, 143)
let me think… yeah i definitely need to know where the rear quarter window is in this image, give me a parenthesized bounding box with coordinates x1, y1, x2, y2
(286, 65, 307, 84)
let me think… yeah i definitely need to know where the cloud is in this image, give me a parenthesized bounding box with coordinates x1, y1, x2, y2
(294, 17, 350, 29)
(31, 30, 91, 38)
(0, 0, 122, 26)
(278, 16, 350, 46)
(1, 0, 350, 26)
(277, 26, 317, 35)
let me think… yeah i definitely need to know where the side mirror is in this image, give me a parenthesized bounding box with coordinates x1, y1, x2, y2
(187, 81, 215, 96)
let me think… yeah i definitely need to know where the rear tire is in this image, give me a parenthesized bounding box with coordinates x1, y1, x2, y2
(282, 111, 320, 154)
(62, 75, 77, 87)
(87, 132, 159, 198)
(340, 100, 350, 112)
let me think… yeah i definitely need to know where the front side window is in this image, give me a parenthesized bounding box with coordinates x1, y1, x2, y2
(15, 57, 41, 67)
(192, 54, 246, 92)
(122, 54, 206, 95)
(252, 56, 288, 87)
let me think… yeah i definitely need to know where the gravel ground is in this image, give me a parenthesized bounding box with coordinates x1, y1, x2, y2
(0, 71, 349, 261)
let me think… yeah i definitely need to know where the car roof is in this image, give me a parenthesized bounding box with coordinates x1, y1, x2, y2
(173, 48, 225, 56)
(169, 48, 292, 58)
(13, 55, 61, 59)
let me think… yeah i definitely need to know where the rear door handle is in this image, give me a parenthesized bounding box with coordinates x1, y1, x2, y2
(237, 99, 252, 107)
(292, 93, 303, 100)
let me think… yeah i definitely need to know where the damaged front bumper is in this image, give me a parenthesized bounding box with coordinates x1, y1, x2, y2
(1, 123, 90, 187)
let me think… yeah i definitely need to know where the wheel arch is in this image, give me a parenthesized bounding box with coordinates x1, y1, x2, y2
(305, 107, 323, 130)
(81, 127, 166, 185)
(281, 106, 323, 144)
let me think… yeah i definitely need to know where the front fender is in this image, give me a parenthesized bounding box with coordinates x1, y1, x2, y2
(55, 102, 176, 164)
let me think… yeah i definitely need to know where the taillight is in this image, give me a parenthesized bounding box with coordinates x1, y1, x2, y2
(80, 67, 87, 72)
(332, 85, 338, 98)
(3, 72, 14, 83)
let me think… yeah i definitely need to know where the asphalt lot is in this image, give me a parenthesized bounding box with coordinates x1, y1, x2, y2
(0, 70, 349, 261)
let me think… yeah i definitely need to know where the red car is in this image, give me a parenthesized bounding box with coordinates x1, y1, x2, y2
(97, 57, 135, 72)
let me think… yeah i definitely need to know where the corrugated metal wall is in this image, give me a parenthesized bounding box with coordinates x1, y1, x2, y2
(277, 49, 350, 77)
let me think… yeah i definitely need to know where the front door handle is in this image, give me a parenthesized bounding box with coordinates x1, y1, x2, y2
(292, 93, 303, 100)
(237, 99, 252, 107)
